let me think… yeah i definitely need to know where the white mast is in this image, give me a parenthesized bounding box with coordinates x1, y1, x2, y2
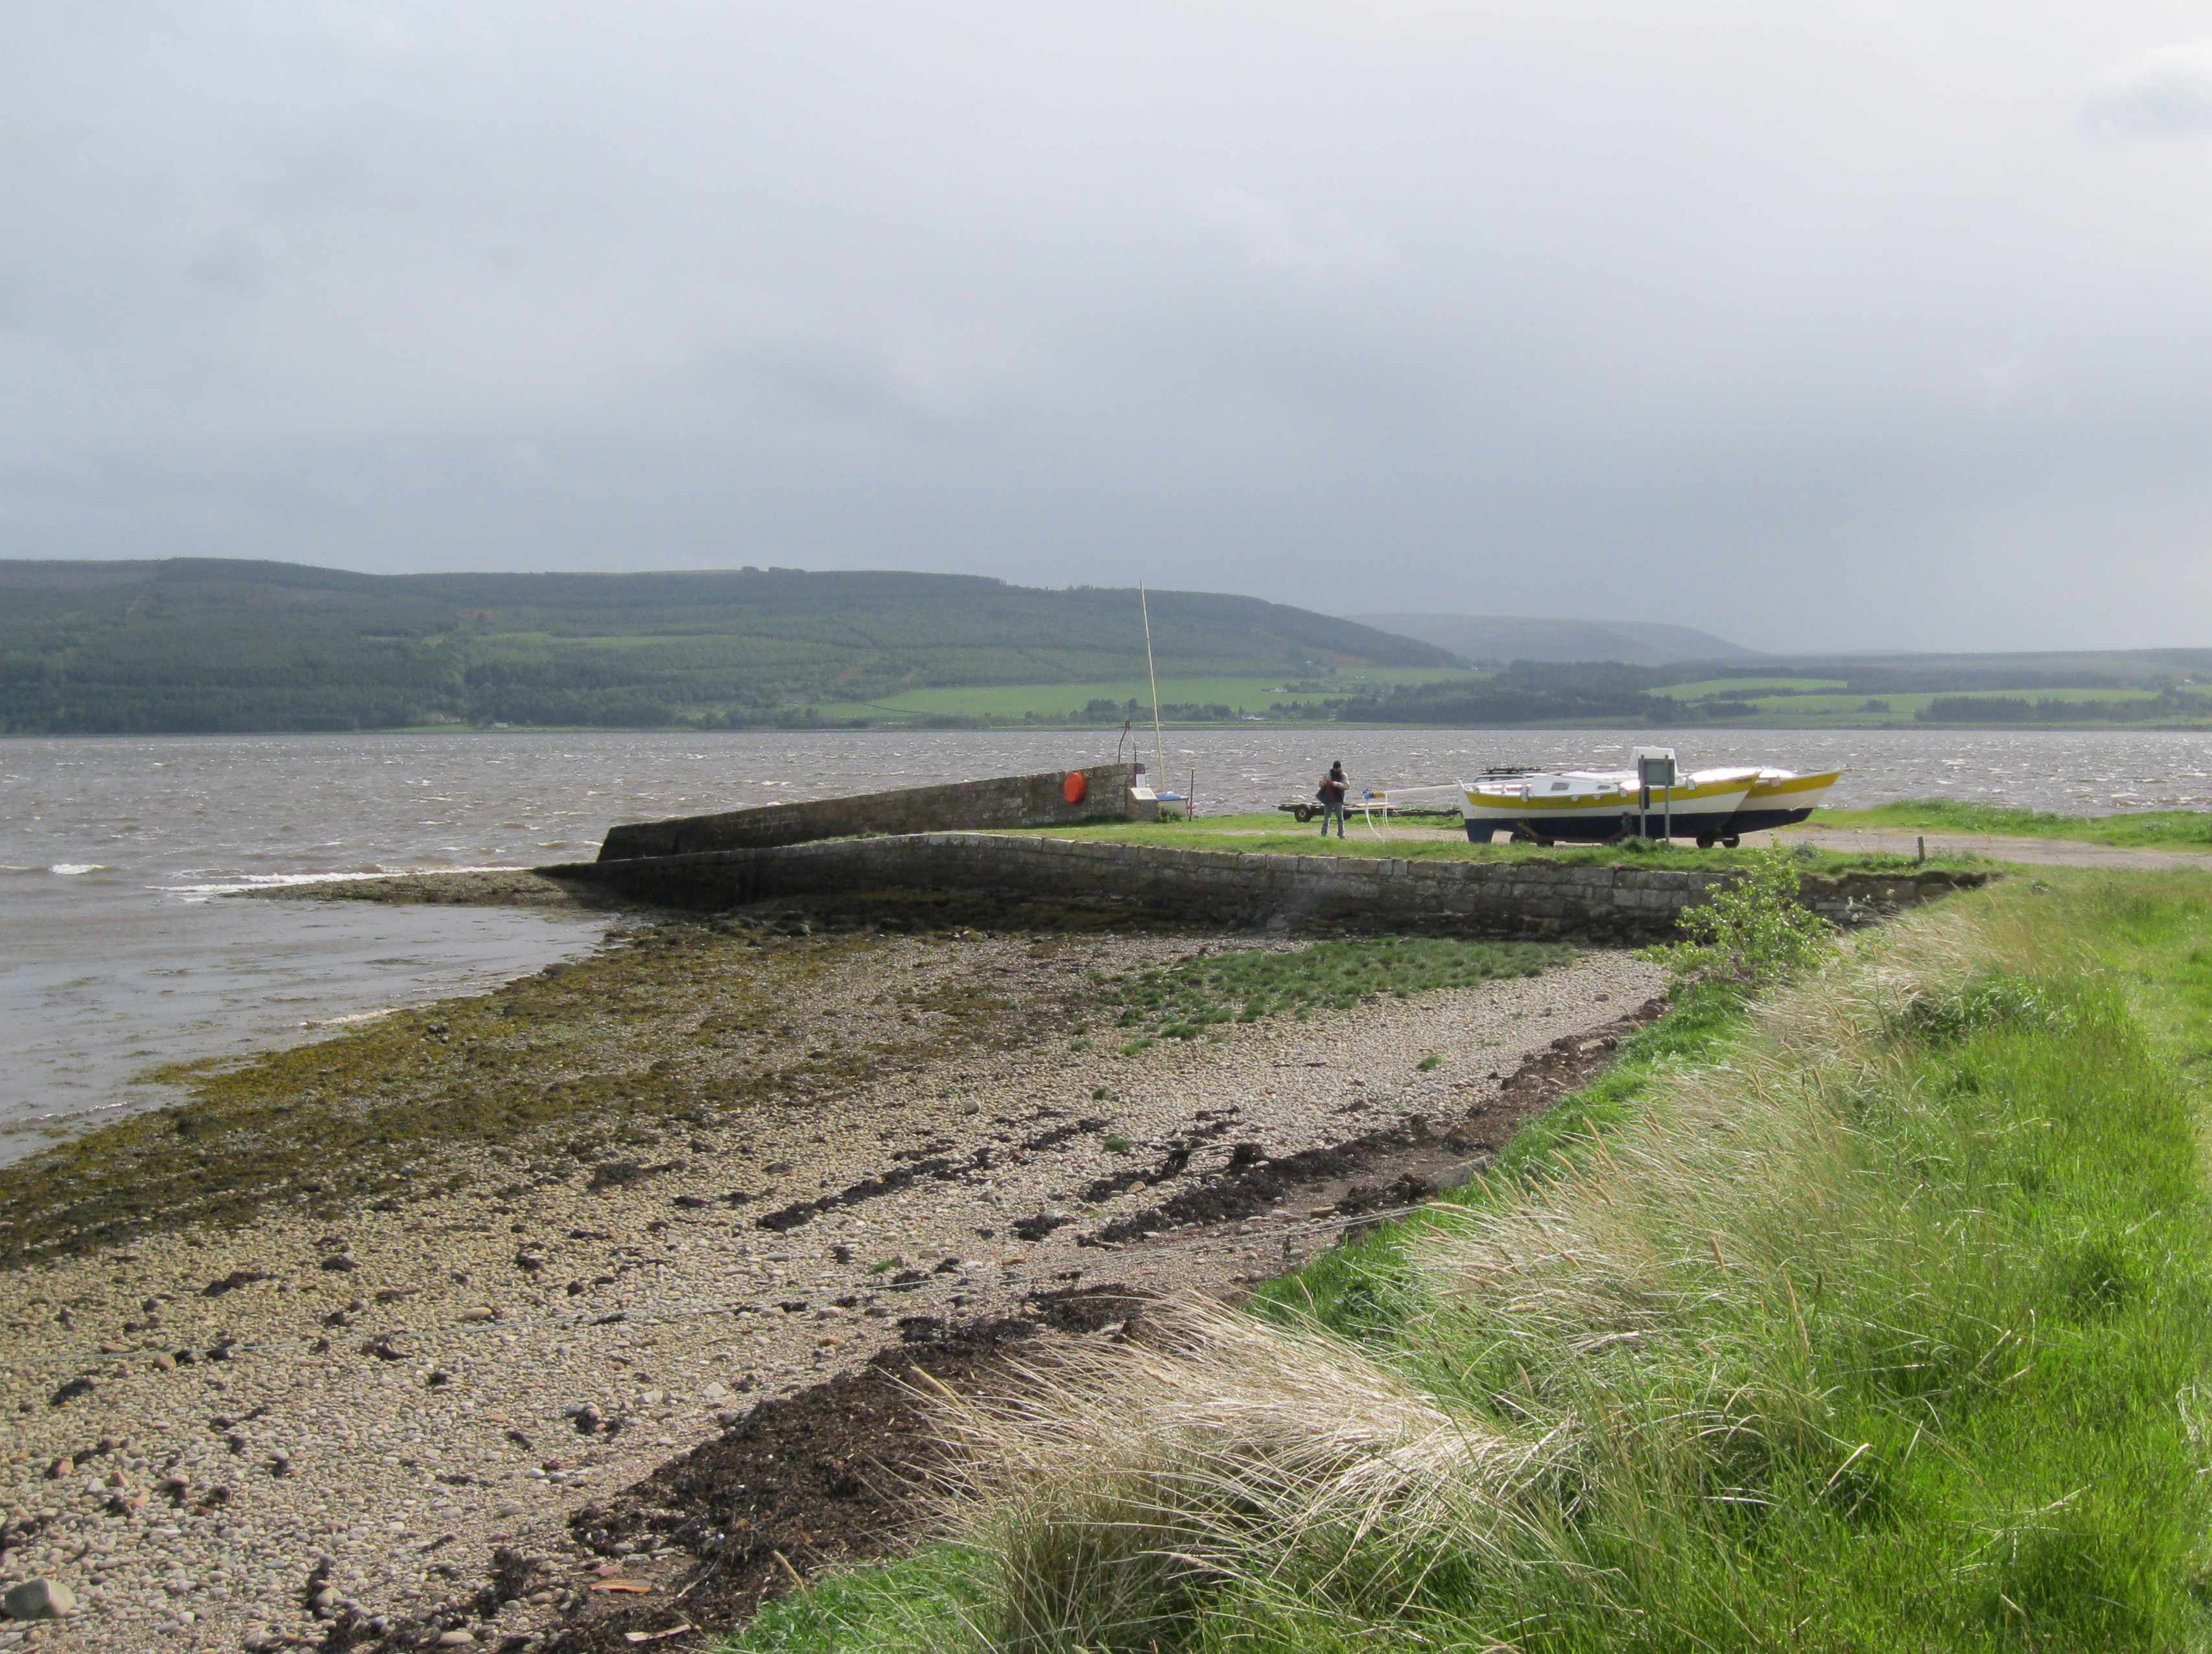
(1138, 583, 1166, 785)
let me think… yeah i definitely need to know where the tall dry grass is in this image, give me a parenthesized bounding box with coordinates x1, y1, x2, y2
(930, 1296, 1562, 1651)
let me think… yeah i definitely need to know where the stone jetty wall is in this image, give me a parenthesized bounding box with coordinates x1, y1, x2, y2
(597, 762, 1140, 860)
(549, 832, 1986, 940)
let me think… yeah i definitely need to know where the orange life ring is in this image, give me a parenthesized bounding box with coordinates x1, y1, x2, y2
(1063, 771, 1088, 804)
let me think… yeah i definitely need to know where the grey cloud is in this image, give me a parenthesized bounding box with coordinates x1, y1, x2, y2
(2084, 40, 2212, 137)
(5, 5, 2212, 649)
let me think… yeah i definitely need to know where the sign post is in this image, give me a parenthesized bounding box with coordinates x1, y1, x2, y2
(1633, 747, 1678, 843)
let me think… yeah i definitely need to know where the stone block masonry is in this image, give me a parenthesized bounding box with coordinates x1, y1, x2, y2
(597, 762, 1140, 859)
(548, 833, 1986, 941)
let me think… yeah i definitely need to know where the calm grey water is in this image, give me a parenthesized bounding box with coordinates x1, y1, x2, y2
(5, 725, 2208, 1156)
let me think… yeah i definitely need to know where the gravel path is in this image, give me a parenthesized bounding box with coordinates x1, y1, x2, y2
(0, 930, 1658, 1652)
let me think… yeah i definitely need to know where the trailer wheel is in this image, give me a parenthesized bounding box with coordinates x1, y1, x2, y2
(1292, 804, 1313, 822)
(1695, 834, 1716, 849)
(1721, 834, 1741, 848)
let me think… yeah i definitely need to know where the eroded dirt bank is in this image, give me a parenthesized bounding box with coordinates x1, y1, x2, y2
(0, 899, 1660, 1653)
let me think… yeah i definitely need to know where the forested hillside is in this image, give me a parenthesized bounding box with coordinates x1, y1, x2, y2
(0, 559, 1451, 734)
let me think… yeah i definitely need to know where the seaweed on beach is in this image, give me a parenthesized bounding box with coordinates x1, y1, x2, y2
(0, 922, 1060, 1268)
(1105, 937, 1573, 1047)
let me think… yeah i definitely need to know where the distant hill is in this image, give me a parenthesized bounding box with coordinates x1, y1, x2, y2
(0, 559, 1454, 734)
(1350, 612, 1761, 667)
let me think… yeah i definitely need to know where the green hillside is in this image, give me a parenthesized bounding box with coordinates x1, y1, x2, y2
(0, 559, 1452, 735)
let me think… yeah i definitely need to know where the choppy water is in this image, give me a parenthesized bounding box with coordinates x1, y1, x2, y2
(5, 725, 2209, 1156)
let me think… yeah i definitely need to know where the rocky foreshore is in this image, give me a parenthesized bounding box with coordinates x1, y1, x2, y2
(0, 899, 1661, 1652)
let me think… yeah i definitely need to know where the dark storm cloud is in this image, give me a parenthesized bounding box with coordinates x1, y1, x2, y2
(5, 3, 2212, 649)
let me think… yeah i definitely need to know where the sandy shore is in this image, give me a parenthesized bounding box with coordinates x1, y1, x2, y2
(0, 904, 1660, 1652)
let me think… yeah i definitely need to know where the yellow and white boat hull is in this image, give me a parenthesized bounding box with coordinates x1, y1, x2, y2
(1713, 768, 1842, 840)
(1458, 770, 1756, 844)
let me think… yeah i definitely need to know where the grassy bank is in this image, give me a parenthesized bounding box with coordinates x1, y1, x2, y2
(733, 869, 2212, 1651)
(1012, 813, 1982, 876)
(1815, 798, 2212, 849)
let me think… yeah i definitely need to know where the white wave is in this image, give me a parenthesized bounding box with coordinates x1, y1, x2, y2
(299, 1008, 398, 1030)
(48, 863, 112, 876)
(161, 865, 530, 899)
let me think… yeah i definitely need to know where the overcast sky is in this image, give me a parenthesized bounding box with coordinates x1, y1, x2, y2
(7, 4, 2212, 650)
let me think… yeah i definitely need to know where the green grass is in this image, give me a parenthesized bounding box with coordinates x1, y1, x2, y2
(1099, 937, 1573, 1044)
(807, 668, 1481, 723)
(1816, 799, 2212, 849)
(1009, 813, 1985, 876)
(725, 871, 2212, 1652)
(722, 1545, 991, 1651)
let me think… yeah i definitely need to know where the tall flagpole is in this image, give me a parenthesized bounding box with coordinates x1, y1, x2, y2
(1139, 583, 1165, 786)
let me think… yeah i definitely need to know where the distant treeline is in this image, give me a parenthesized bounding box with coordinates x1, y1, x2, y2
(1916, 692, 2212, 723)
(1336, 663, 1678, 725)
(1335, 660, 2212, 728)
(0, 557, 1449, 736)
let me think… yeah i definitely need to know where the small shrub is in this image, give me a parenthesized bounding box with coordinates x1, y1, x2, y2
(1417, 1054, 1442, 1071)
(1649, 847, 1835, 995)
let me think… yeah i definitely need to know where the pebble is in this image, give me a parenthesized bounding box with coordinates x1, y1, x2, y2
(1, 1579, 75, 1620)
(0, 929, 1658, 1650)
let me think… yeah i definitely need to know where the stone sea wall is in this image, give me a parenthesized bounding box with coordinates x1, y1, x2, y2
(550, 832, 1986, 940)
(598, 762, 1140, 859)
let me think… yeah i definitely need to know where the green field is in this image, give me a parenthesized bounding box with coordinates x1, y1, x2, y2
(1648, 679, 2176, 728)
(809, 668, 1483, 723)
(724, 868, 2212, 1652)
(1814, 799, 2212, 848)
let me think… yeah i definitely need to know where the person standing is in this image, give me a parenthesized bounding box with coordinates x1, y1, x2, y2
(1317, 760, 1349, 838)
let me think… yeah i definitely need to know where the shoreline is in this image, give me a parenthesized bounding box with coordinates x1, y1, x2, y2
(0, 883, 1662, 1652)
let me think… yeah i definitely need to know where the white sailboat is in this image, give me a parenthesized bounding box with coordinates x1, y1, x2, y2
(1368, 756, 1844, 846)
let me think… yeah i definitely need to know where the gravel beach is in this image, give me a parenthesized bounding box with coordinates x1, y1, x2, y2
(0, 914, 1660, 1652)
